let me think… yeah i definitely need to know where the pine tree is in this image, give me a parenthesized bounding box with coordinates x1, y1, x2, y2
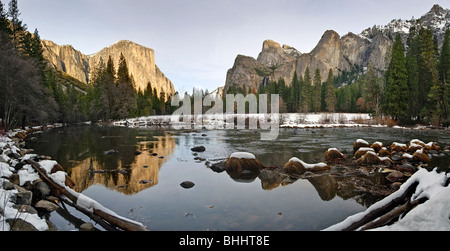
(302, 67, 312, 112)
(406, 26, 420, 120)
(325, 69, 336, 112)
(385, 35, 409, 121)
(116, 52, 131, 84)
(429, 28, 450, 124)
(0, 1, 11, 35)
(417, 27, 438, 119)
(7, 0, 26, 46)
(105, 55, 116, 80)
(312, 69, 322, 112)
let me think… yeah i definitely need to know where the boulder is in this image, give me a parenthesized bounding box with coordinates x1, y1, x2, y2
(191, 146, 206, 152)
(225, 152, 265, 173)
(180, 181, 195, 189)
(412, 149, 431, 163)
(370, 142, 383, 153)
(424, 142, 441, 152)
(379, 147, 391, 157)
(35, 200, 59, 212)
(386, 170, 405, 182)
(353, 139, 370, 153)
(390, 142, 407, 153)
(354, 147, 374, 159)
(356, 151, 393, 166)
(325, 148, 345, 162)
(283, 157, 329, 174)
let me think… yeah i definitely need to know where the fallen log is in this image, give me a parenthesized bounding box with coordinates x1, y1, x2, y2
(340, 180, 419, 231)
(26, 159, 148, 231)
(360, 198, 426, 231)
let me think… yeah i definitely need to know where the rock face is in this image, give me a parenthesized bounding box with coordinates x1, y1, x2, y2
(224, 4, 449, 93)
(42, 40, 175, 99)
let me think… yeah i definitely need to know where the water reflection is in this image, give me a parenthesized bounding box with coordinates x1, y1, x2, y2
(70, 134, 175, 194)
(26, 126, 175, 195)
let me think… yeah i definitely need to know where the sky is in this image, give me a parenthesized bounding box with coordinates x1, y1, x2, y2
(12, 0, 450, 93)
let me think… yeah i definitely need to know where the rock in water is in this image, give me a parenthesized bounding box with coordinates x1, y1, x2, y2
(180, 181, 195, 189)
(191, 146, 206, 152)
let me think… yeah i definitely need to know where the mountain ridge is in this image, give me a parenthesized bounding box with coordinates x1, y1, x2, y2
(42, 39, 175, 99)
(224, 4, 450, 94)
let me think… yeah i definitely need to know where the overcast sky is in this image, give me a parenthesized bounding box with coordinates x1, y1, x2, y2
(14, 0, 449, 93)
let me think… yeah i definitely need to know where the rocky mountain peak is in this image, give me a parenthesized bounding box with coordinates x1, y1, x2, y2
(42, 40, 175, 99)
(262, 39, 282, 50)
(224, 5, 450, 92)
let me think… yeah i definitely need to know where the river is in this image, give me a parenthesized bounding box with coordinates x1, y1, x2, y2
(25, 125, 449, 231)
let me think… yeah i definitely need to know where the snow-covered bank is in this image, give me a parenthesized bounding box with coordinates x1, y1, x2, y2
(114, 113, 374, 128)
(324, 168, 450, 231)
(0, 129, 145, 231)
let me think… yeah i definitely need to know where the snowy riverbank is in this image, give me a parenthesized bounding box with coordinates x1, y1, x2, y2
(0, 127, 145, 231)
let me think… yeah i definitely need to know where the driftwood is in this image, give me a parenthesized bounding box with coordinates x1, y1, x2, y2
(341, 181, 420, 231)
(26, 159, 147, 231)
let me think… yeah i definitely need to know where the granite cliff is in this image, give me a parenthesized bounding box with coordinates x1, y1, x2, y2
(225, 4, 449, 93)
(42, 40, 175, 98)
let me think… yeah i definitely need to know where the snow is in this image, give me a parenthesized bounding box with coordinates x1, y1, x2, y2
(357, 147, 374, 152)
(230, 152, 256, 160)
(403, 153, 413, 159)
(0, 163, 14, 178)
(288, 157, 328, 169)
(324, 168, 450, 231)
(373, 141, 383, 146)
(356, 139, 369, 145)
(393, 142, 407, 147)
(38, 160, 58, 174)
(17, 164, 40, 186)
(49, 171, 67, 187)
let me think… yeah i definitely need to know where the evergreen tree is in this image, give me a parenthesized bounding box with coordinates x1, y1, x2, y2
(302, 67, 312, 112)
(7, 0, 26, 46)
(385, 35, 409, 120)
(417, 27, 438, 119)
(325, 69, 336, 112)
(429, 28, 450, 125)
(406, 26, 420, 120)
(117, 52, 131, 84)
(312, 69, 322, 112)
(0, 1, 10, 35)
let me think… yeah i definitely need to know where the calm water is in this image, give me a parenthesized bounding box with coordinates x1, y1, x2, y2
(25, 125, 450, 231)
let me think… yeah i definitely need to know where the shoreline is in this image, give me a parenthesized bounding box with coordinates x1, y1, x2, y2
(0, 125, 146, 231)
(0, 117, 449, 231)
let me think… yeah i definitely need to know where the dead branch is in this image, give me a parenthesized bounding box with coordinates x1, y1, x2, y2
(26, 159, 148, 231)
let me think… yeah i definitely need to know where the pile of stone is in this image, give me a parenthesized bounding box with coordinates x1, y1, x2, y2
(0, 128, 94, 231)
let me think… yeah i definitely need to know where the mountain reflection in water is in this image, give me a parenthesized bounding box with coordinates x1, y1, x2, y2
(70, 134, 175, 194)
(25, 125, 449, 231)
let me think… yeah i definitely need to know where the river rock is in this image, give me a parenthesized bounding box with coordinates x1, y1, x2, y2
(379, 147, 391, 157)
(390, 142, 407, 153)
(413, 150, 431, 163)
(354, 147, 375, 159)
(370, 142, 383, 153)
(80, 222, 95, 231)
(386, 170, 404, 182)
(35, 181, 51, 198)
(13, 191, 33, 205)
(353, 139, 370, 153)
(324, 148, 345, 162)
(180, 181, 195, 189)
(35, 200, 59, 212)
(191, 146, 206, 152)
(6, 218, 39, 231)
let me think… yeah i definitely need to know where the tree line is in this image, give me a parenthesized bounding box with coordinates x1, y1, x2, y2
(225, 26, 450, 126)
(0, 0, 173, 130)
